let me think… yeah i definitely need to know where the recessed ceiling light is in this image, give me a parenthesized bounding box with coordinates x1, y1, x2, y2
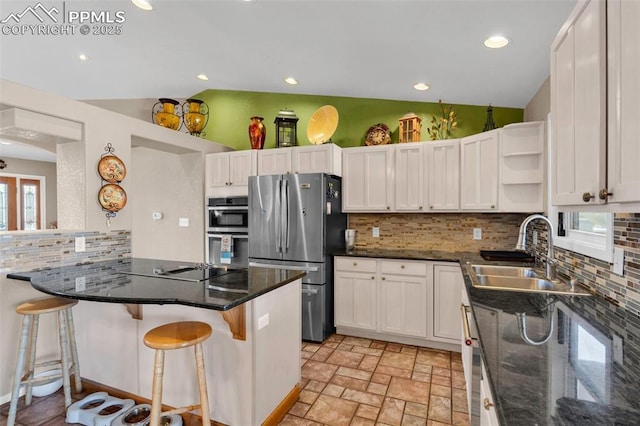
(284, 77, 298, 85)
(77, 53, 89, 61)
(484, 35, 509, 49)
(132, 0, 153, 10)
(196, 74, 209, 81)
(413, 82, 430, 91)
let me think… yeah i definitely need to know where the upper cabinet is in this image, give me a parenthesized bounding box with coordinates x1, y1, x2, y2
(205, 150, 257, 197)
(427, 139, 460, 211)
(257, 144, 342, 176)
(342, 145, 393, 212)
(607, 0, 640, 204)
(460, 131, 499, 211)
(394, 143, 426, 212)
(551, 0, 640, 208)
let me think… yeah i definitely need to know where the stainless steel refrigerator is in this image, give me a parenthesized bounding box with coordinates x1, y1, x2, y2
(248, 173, 347, 342)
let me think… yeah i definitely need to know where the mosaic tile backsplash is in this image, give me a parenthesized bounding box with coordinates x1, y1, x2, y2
(348, 213, 530, 252)
(349, 213, 640, 318)
(0, 230, 131, 274)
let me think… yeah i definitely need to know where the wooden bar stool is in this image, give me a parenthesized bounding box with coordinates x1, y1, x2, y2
(8, 297, 82, 426)
(143, 321, 212, 426)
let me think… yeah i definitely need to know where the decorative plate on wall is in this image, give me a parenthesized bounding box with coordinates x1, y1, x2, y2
(98, 184, 127, 212)
(365, 123, 391, 146)
(97, 155, 126, 183)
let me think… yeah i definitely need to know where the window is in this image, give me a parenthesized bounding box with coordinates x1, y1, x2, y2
(0, 174, 44, 231)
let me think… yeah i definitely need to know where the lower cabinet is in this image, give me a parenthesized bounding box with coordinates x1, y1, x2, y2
(480, 363, 500, 425)
(334, 256, 462, 347)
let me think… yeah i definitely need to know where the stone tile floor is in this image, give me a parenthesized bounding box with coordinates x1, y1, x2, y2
(281, 334, 470, 426)
(0, 334, 469, 426)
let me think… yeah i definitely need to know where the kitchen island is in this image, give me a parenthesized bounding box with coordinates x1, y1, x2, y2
(8, 258, 305, 425)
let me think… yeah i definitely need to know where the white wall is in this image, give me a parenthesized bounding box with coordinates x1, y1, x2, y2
(524, 76, 551, 122)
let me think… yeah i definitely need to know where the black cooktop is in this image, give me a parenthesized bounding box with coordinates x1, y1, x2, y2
(121, 258, 236, 282)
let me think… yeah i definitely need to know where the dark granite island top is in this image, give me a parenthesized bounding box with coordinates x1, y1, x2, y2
(7, 257, 305, 311)
(334, 249, 640, 425)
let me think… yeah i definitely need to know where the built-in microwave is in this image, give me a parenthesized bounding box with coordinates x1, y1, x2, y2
(207, 197, 248, 232)
(206, 197, 249, 268)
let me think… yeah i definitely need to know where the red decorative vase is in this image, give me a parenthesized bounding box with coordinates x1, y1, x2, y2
(249, 116, 266, 149)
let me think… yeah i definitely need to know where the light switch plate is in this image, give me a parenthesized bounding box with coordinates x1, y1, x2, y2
(613, 334, 624, 364)
(152, 212, 163, 220)
(75, 276, 86, 292)
(372, 227, 380, 238)
(613, 247, 624, 276)
(179, 217, 189, 227)
(533, 230, 538, 245)
(473, 228, 482, 240)
(258, 313, 269, 330)
(75, 237, 86, 252)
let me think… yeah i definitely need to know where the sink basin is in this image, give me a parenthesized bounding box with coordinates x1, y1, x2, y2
(471, 265, 540, 278)
(468, 264, 591, 296)
(475, 275, 555, 290)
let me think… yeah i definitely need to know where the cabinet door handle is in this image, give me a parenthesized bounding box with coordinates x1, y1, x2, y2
(353, 262, 358, 266)
(371, 276, 375, 280)
(386, 206, 390, 210)
(483, 398, 494, 411)
(401, 265, 405, 269)
(419, 206, 423, 210)
(490, 204, 495, 209)
(381, 277, 386, 280)
(599, 189, 613, 200)
(582, 192, 595, 202)
(461, 304, 474, 346)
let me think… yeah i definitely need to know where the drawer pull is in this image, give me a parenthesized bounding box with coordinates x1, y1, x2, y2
(483, 398, 494, 411)
(461, 304, 474, 346)
(401, 265, 405, 269)
(353, 262, 358, 266)
(371, 276, 375, 280)
(381, 277, 386, 280)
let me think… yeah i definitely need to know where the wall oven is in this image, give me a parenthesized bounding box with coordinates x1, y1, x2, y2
(206, 197, 249, 268)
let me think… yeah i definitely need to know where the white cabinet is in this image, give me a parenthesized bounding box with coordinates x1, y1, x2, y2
(461, 131, 499, 210)
(551, 0, 606, 206)
(342, 146, 393, 212)
(551, 0, 640, 207)
(499, 122, 545, 212)
(257, 144, 342, 176)
(205, 150, 257, 196)
(480, 363, 500, 426)
(427, 139, 460, 211)
(335, 257, 462, 348)
(292, 144, 342, 176)
(394, 143, 426, 211)
(334, 257, 377, 331)
(607, 0, 640, 204)
(257, 147, 293, 175)
(378, 260, 428, 338)
(430, 263, 463, 343)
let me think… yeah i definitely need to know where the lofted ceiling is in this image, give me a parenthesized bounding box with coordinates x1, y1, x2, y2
(0, 0, 576, 110)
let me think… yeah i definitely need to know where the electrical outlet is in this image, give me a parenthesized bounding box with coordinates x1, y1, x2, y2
(75, 276, 86, 292)
(613, 334, 624, 364)
(75, 237, 86, 252)
(372, 227, 380, 238)
(258, 313, 269, 330)
(179, 217, 189, 227)
(152, 212, 163, 220)
(473, 228, 482, 240)
(533, 230, 538, 245)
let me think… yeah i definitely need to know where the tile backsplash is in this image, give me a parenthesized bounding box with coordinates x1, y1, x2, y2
(349, 212, 640, 318)
(348, 213, 530, 252)
(0, 230, 131, 274)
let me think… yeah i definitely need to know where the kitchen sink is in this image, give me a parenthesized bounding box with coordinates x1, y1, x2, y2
(470, 265, 539, 278)
(468, 264, 591, 296)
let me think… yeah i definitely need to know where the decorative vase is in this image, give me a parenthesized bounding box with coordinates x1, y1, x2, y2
(183, 99, 209, 137)
(152, 98, 181, 130)
(248, 116, 266, 149)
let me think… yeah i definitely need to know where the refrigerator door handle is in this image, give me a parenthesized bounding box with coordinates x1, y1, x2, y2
(285, 178, 290, 251)
(302, 287, 319, 295)
(275, 178, 282, 253)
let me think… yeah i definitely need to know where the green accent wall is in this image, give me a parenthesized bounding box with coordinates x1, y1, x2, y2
(191, 89, 524, 150)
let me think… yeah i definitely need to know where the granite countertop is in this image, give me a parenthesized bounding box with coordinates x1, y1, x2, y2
(335, 249, 640, 424)
(7, 258, 305, 311)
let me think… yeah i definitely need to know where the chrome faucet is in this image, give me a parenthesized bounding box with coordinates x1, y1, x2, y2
(515, 214, 557, 280)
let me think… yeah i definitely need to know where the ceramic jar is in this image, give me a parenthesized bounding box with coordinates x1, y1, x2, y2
(153, 98, 181, 130)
